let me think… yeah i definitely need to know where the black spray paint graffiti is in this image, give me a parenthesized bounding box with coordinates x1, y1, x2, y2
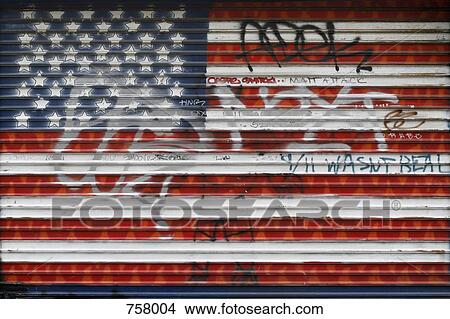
(238, 21, 373, 73)
(193, 219, 255, 242)
(189, 262, 259, 284)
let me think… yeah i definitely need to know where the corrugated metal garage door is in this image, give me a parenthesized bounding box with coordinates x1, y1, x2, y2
(0, 0, 449, 297)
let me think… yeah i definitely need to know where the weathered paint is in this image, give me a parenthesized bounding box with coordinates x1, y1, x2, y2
(0, 0, 449, 297)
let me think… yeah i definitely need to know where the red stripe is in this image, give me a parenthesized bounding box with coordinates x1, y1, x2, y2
(1, 131, 449, 153)
(210, 1, 450, 20)
(233, 131, 450, 153)
(208, 43, 450, 65)
(3, 262, 448, 285)
(5, 274, 448, 285)
(0, 175, 448, 196)
(1, 219, 448, 240)
(208, 87, 450, 109)
(5, 262, 448, 274)
(4, 218, 447, 230)
(212, 0, 450, 9)
(210, 10, 449, 21)
(4, 230, 445, 240)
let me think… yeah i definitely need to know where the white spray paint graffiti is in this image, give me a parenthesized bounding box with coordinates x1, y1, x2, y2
(53, 69, 212, 194)
(212, 86, 399, 151)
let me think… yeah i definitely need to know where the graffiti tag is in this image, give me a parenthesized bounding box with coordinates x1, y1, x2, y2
(237, 21, 373, 73)
(384, 109, 426, 130)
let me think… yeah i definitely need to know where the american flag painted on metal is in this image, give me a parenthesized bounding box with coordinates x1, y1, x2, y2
(0, 0, 449, 297)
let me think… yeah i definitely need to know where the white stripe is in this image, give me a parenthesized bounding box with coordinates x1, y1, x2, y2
(205, 108, 448, 131)
(1, 153, 448, 175)
(205, 109, 448, 118)
(206, 66, 450, 87)
(1, 196, 448, 219)
(207, 65, 450, 76)
(204, 118, 448, 130)
(209, 32, 449, 42)
(1, 240, 448, 263)
(207, 22, 450, 42)
(206, 75, 449, 87)
(209, 21, 450, 31)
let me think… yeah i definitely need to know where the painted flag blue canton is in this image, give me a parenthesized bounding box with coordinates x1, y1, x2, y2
(0, 4, 209, 129)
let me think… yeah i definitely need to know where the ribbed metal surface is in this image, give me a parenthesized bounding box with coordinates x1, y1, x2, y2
(0, 0, 449, 297)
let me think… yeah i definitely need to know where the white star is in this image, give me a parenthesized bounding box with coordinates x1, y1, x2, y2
(138, 33, 154, 48)
(48, 56, 62, 71)
(155, 45, 170, 61)
(140, 83, 153, 96)
(79, 33, 94, 47)
(156, 21, 173, 32)
(107, 33, 122, 47)
(33, 71, 46, 86)
(170, 33, 186, 48)
(66, 21, 81, 33)
(109, 56, 122, 71)
(97, 70, 105, 80)
(17, 56, 33, 72)
(49, 82, 62, 96)
(126, 99, 140, 111)
(125, 20, 140, 32)
(172, 56, 185, 65)
(34, 22, 49, 33)
(18, 33, 33, 46)
(80, 87, 91, 97)
(76, 111, 91, 124)
(17, 82, 31, 97)
(124, 45, 137, 61)
(49, 33, 64, 47)
(22, 11, 35, 19)
(171, 8, 185, 19)
(159, 98, 172, 108)
(110, 10, 123, 19)
(96, 21, 111, 33)
(64, 46, 77, 62)
(109, 84, 120, 97)
(95, 98, 111, 112)
(171, 64, 183, 73)
(155, 69, 168, 85)
(95, 45, 109, 61)
(33, 46, 46, 62)
(15, 111, 30, 128)
(125, 70, 136, 85)
(65, 70, 75, 86)
(80, 10, 94, 20)
(170, 81, 184, 97)
(78, 55, 91, 72)
(48, 112, 62, 127)
(34, 97, 48, 110)
(140, 56, 152, 71)
(170, 56, 184, 72)
(50, 11, 64, 20)
(141, 10, 154, 19)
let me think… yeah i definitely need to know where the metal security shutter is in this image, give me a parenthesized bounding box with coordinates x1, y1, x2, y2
(0, 0, 449, 297)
